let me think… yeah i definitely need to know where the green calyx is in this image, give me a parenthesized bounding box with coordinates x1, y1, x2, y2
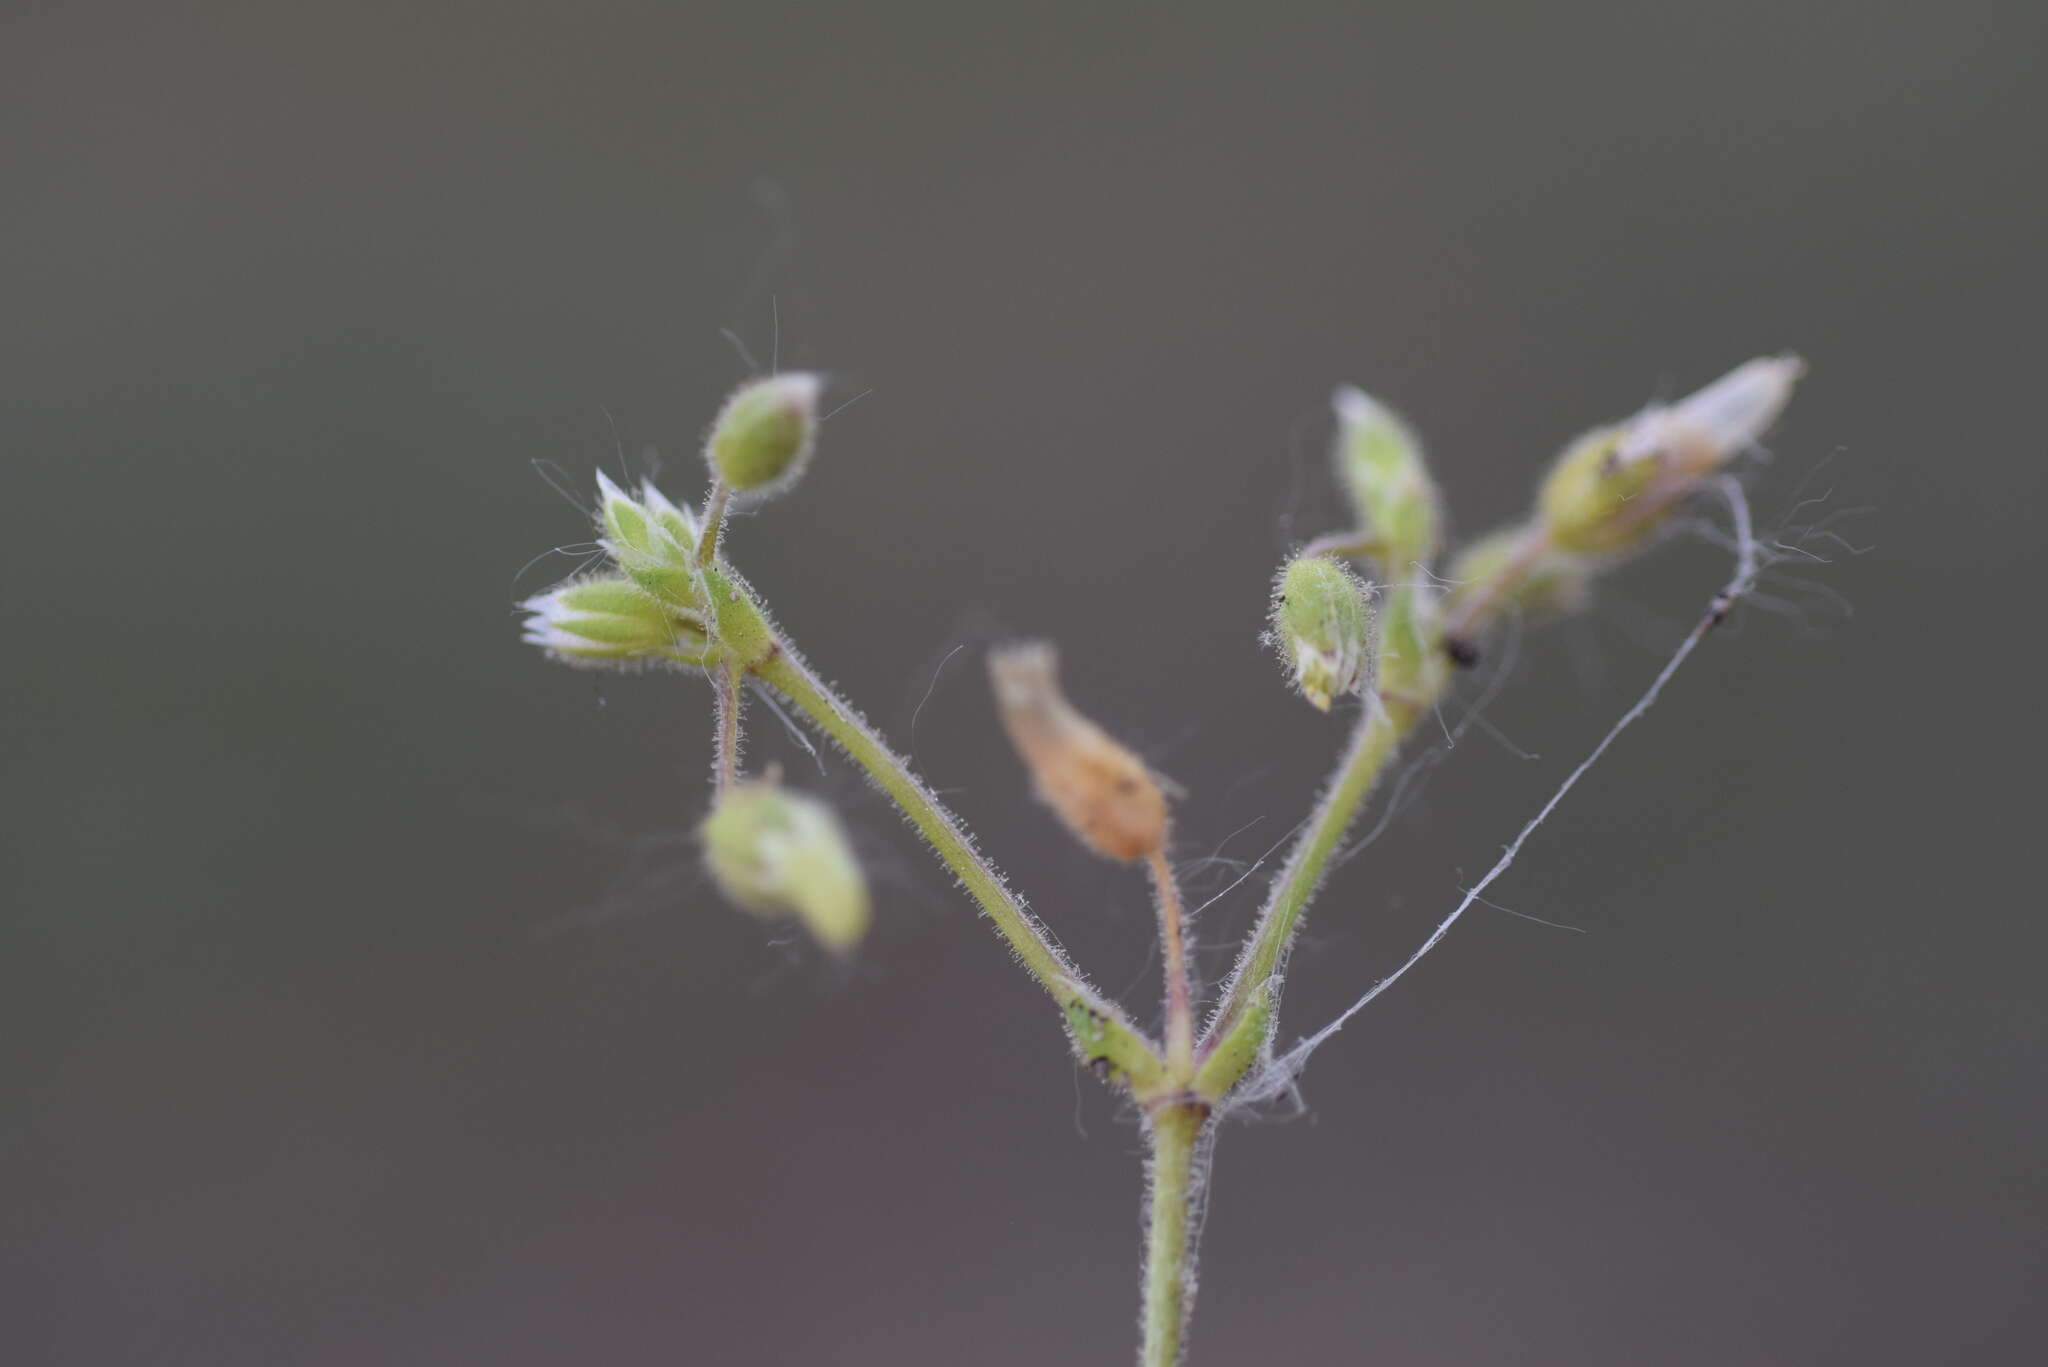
(702, 780, 871, 954)
(1272, 555, 1374, 711)
(595, 472, 709, 608)
(706, 373, 823, 497)
(1536, 425, 1670, 555)
(703, 567, 776, 668)
(520, 572, 709, 668)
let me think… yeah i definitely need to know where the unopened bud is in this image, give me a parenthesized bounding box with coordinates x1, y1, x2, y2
(702, 779, 871, 954)
(1631, 354, 1805, 475)
(1539, 355, 1803, 555)
(706, 372, 823, 498)
(988, 643, 1169, 862)
(1332, 385, 1441, 570)
(1270, 555, 1374, 711)
(595, 472, 704, 607)
(520, 573, 708, 668)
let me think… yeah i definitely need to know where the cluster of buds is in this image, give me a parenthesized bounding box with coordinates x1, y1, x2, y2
(519, 472, 721, 670)
(1266, 355, 1800, 703)
(702, 774, 871, 954)
(595, 471, 705, 608)
(524, 372, 867, 952)
(1444, 354, 1804, 648)
(1264, 384, 1444, 711)
(521, 372, 829, 670)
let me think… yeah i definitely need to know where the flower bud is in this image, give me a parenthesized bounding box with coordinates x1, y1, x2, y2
(702, 779, 871, 954)
(705, 372, 823, 498)
(1331, 385, 1441, 571)
(1270, 555, 1374, 711)
(1539, 355, 1803, 556)
(595, 472, 704, 608)
(521, 573, 708, 668)
(988, 643, 1169, 862)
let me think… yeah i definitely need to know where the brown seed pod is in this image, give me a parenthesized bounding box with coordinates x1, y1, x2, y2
(987, 642, 1169, 863)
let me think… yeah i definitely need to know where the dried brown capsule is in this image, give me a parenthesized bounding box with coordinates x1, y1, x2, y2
(988, 642, 1169, 862)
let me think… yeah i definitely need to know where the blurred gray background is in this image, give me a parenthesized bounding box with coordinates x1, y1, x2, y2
(5, 2, 2043, 1363)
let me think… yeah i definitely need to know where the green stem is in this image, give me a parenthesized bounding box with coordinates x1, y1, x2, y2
(1439, 522, 1552, 648)
(1140, 1103, 1210, 1367)
(1203, 699, 1417, 1052)
(1200, 543, 1564, 1090)
(753, 643, 1168, 1092)
(713, 659, 744, 792)
(696, 481, 732, 567)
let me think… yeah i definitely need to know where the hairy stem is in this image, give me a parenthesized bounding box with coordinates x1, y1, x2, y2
(1204, 696, 1418, 1052)
(1439, 522, 1552, 648)
(1148, 850, 1196, 1076)
(754, 643, 1168, 1089)
(1202, 538, 1566, 1084)
(1140, 1103, 1210, 1367)
(713, 659, 744, 792)
(696, 481, 732, 567)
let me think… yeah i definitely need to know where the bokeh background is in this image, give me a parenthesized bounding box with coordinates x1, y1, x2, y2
(6, 3, 2044, 1363)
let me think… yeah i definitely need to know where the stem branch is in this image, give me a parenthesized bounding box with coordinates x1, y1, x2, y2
(754, 642, 1167, 1089)
(1148, 850, 1196, 1077)
(1204, 697, 1416, 1054)
(713, 659, 744, 792)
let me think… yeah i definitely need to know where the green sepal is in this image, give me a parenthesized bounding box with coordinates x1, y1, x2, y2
(702, 780, 871, 954)
(703, 567, 777, 668)
(521, 571, 708, 667)
(1332, 386, 1441, 573)
(1536, 425, 1664, 555)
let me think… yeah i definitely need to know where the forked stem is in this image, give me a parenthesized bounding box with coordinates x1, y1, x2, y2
(752, 641, 1169, 1091)
(1202, 547, 1558, 1085)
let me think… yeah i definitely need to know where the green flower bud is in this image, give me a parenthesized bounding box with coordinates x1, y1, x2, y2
(702, 780, 871, 954)
(1332, 385, 1441, 570)
(520, 573, 709, 668)
(594, 472, 705, 609)
(705, 373, 823, 498)
(1270, 555, 1374, 711)
(1538, 355, 1803, 556)
(1534, 424, 1653, 556)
